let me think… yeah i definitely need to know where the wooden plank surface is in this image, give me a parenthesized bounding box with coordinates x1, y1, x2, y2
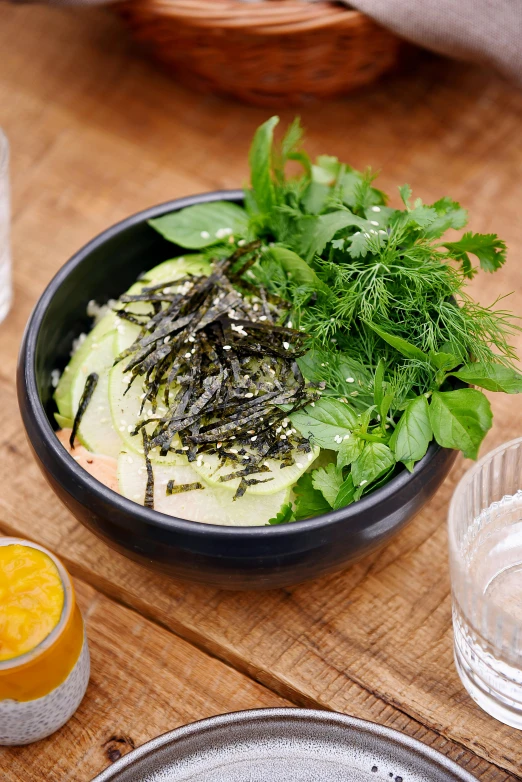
(1, 4, 522, 781)
(1, 577, 288, 780)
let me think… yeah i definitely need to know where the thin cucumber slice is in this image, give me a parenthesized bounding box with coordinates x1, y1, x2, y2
(54, 312, 117, 420)
(191, 445, 321, 496)
(70, 331, 123, 458)
(115, 254, 210, 354)
(54, 412, 73, 430)
(108, 357, 185, 465)
(117, 452, 291, 526)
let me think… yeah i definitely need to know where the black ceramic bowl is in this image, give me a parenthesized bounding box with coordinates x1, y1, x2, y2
(17, 191, 457, 590)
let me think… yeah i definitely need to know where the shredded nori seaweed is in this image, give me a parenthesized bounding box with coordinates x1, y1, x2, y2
(70, 372, 98, 448)
(112, 243, 324, 498)
(166, 480, 204, 495)
(142, 429, 155, 509)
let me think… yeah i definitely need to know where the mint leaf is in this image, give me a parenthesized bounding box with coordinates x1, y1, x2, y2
(336, 436, 364, 469)
(429, 388, 492, 459)
(249, 115, 279, 214)
(270, 247, 329, 295)
(149, 202, 248, 249)
(365, 322, 429, 363)
(290, 398, 359, 450)
(333, 474, 356, 509)
(443, 232, 507, 274)
(267, 502, 295, 525)
(312, 463, 343, 506)
(306, 210, 367, 259)
(351, 442, 395, 487)
(389, 395, 432, 464)
(450, 362, 522, 393)
(294, 473, 331, 520)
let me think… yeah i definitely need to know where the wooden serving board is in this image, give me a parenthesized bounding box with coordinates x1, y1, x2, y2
(0, 6, 521, 780)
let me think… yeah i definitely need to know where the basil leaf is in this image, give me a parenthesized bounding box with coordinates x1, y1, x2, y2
(366, 322, 429, 363)
(149, 202, 248, 249)
(294, 473, 332, 520)
(270, 247, 329, 295)
(249, 115, 279, 214)
(450, 362, 522, 394)
(336, 436, 364, 469)
(389, 395, 432, 464)
(351, 443, 396, 488)
(333, 474, 356, 509)
(267, 502, 295, 525)
(429, 350, 462, 371)
(311, 463, 344, 506)
(373, 359, 385, 408)
(429, 389, 492, 459)
(290, 398, 359, 450)
(306, 210, 367, 259)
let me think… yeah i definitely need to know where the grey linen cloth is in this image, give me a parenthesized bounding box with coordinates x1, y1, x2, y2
(7, 0, 522, 85)
(351, 0, 522, 85)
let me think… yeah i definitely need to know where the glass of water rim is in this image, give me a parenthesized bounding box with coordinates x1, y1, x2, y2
(448, 437, 522, 729)
(0, 128, 12, 325)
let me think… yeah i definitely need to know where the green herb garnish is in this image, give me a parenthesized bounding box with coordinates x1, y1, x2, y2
(146, 116, 522, 522)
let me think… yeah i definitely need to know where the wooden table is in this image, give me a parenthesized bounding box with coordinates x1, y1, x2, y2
(1, 6, 521, 780)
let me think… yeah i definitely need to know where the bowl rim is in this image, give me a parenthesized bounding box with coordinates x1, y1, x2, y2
(19, 189, 446, 539)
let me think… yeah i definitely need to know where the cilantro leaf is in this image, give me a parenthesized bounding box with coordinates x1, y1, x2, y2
(290, 398, 359, 450)
(389, 395, 432, 465)
(450, 361, 522, 393)
(294, 473, 332, 520)
(249, 115, 279, 214)
(306, 210, 367, 259)
(351, 442, 396, 488)
(311, 463, 344, 506)
(267, 502, 296, 525)
(399, 184, 412, 209)
(429, 389, 492, 459)
(423, 197, 468, 238)
(149, 202, 248, 249)
(443, 232, 507, 275)
(347, 230, 371, 258)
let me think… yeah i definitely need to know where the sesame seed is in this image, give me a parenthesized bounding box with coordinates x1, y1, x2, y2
(379, 230, 387, 235)
(350, 391, 359, 397)
(360, 479, 368, 486)
(217, 443, 222, 449)
(229, 448, 238, 454)
(280, 434, 287, 440)
(184, 352, 191, 359)
(364, 232, 370, 238)
(287, 320, 293, 328)
(251, 435, 257, 442)
(182, 446, 189, 451)
(370, 220, 379, 226)
(344, 434, 351, 439)
(296, 462, 303, 469)
(245, 392, 254, 398)
(311, 402, 315, 407)
(283, 341, 290, 350)
(127, 425, 134, 432)
(371, 206, 381, 212)
(133, 493, 141, 500)
(346, 377, 355, 383)
(200, 230, 210, 239)
(238, 239, 246, 247)
(307, 453, 313, 461)
(223, 345, 232, 351)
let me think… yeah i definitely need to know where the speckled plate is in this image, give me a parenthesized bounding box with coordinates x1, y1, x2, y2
(91, 709, 476, 782)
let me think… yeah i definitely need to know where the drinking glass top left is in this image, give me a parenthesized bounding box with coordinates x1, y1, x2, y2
(0, 129, 12, 325)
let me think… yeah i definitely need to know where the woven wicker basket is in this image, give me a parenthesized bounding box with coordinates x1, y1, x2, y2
(115, 0, 401, 105)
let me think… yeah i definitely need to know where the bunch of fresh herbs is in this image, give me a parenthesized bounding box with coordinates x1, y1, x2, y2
(150, 116, 522, 523)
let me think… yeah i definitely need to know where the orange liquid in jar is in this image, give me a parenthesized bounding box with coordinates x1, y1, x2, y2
(0, 544, 64, 662)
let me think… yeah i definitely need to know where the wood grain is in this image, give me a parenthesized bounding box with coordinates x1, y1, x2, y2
(1, 577, 288, 781)
(1, 4, 522, 781)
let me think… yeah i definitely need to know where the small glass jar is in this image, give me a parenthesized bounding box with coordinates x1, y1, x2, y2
(0, 538, 90, 745)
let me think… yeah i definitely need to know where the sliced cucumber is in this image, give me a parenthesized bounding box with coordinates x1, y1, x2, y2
(117, 452, 290, 526)
(108, 356, 185, 465)
(54, 412, 74, 430)
(115, 254, 210, 354)
(191, 445, 321, 496)
(70, 331, 123, 458)
(54, 312, 117, 420)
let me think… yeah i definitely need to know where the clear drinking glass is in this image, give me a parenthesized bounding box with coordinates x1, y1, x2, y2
(0, 128, 12, 324)
(448, 437, 522, 728)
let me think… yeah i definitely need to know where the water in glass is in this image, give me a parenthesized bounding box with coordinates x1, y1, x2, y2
(449, 439, 522, 728)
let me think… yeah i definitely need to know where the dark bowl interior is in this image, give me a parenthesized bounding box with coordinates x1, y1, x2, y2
(17, 191, 457, 590)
